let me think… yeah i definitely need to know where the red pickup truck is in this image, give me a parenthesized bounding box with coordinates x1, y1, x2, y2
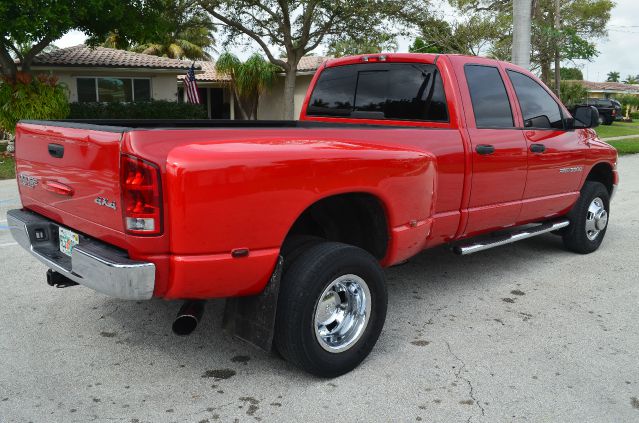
(8, 53, 617, 377)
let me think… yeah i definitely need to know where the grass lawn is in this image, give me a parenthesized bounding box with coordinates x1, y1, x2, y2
(607, 139, 639, 156)
(0, 143, 16, 180)
(594, 121, 639, 139)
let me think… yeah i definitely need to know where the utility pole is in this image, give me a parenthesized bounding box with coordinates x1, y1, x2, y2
(512, 0, 532, 69)
(554, 0, 561, 96)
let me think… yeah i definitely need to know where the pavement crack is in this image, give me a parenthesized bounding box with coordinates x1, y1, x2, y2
(446, 341, 485, 422)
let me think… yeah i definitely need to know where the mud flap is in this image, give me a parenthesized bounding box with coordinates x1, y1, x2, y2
(222, 256, 283, 352)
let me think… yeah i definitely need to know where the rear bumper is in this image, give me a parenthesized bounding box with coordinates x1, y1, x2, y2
(7, 209, 155, 300)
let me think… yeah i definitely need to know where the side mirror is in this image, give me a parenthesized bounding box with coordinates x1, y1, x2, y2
(573, 105, 599, 128)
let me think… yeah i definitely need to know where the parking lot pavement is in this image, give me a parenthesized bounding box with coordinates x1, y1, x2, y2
(1, 156, 638, 423)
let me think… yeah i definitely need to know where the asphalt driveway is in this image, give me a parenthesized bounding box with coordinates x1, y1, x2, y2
(1, 156, 638, 422)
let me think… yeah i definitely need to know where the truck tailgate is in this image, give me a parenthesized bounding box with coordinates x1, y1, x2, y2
(15, 122, 125, 234)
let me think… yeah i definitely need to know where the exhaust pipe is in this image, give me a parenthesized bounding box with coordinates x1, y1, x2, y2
(172, 300, 206, 336)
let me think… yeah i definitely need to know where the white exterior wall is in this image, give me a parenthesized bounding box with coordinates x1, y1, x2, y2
(257, 74, 314, 120)
(151, 74, 179, 101)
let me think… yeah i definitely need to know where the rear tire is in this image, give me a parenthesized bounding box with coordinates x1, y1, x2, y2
(562, 181, 610, 254)
(275, 242, 387, 377)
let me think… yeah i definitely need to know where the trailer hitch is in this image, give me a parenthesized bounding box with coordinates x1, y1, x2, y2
(46, 269, 79, 288)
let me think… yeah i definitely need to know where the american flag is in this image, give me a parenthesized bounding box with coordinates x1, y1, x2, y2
(184, 63, 200, 104)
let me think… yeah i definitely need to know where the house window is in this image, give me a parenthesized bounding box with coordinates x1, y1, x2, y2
(76, 77, 152, 102)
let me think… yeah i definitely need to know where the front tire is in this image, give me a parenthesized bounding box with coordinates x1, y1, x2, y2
(275, 242, 387, 377)
(562, 181, 610, 254)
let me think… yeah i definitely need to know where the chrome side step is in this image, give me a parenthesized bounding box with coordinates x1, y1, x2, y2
(453, 219, 570, 256)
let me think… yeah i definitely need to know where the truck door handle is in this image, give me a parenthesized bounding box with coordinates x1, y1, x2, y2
(42, 180, 74, 196)
(530, 143, 546, 153)
(48, 143, 64, 158)
(476, 144, 495, 155)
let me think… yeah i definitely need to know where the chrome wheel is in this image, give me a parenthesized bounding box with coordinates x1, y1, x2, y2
(585, 197, 608, 241)
(313, 274, 371, 353)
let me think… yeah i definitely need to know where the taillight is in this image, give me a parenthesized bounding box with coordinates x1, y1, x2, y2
(121, 154, 162, 235)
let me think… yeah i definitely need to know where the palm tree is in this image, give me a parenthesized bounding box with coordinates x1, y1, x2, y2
(216, 52, 279, 120)
(135, 25, 214, 60)
(623, 75, 639, 85)
(100, 31, 130, 50)
(606, 71, 620, 83)
(512, 0, 532, 69)
(100, 0, 215, 60)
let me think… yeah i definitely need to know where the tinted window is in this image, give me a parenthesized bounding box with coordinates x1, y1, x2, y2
(465, 65, 514, 128)
(134, 79, 151, 101)
(77, 78, 97, 102)
(507, 70, 563, 129)
(97, 77, 133, 102)
(308, 66, 357, 116)
(307, 63, 448, 122)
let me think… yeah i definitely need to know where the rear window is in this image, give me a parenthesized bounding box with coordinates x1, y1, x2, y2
(307, 63, 448, 122)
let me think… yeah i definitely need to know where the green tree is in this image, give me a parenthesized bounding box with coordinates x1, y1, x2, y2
(558, 67, 583, 80)
(410, 14, 508, 56)
(455, 0, 613, 87)
(623, 75, 639, 85)
(0, 74, 69, 134)
(129, 0, 216, 60)
(550, 67, 584, 81)
(616, 94, 639, 117)
(606, 71, 620, 82)
(0, 0, 159, 80)
(198, 0, 427, 119)
(559, 81, 587, 106)
(215, 52, 278, 120)
(326, 33, 398, 57)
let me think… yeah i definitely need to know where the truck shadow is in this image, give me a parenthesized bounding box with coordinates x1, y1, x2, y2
(96, 233, 570, 381)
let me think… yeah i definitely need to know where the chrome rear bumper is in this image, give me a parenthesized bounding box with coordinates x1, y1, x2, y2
(7, 209, 155, 300)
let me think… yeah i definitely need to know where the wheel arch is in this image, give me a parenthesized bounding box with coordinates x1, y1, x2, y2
(585, 162, 614, 195)
(281, 192, 390, 261)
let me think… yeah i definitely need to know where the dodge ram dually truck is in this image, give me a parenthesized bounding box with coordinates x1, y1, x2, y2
(8, 54, 618, 377)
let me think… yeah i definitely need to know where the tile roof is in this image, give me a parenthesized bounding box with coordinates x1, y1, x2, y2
(297, 55, 330, 72)
(30, 45, 199, 71)
(570, 80, 639, 93)
(178, 55, 331, 83)
(178, 61, 230, 82)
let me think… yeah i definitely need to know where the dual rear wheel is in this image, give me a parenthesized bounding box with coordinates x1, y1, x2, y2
(274, 242, 387, 377)
(273, 181, 611, 377)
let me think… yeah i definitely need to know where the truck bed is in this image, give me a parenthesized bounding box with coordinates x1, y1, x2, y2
(21, 119, 396, 131)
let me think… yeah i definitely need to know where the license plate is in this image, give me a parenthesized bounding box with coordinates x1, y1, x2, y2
(59, 227, 79, 257)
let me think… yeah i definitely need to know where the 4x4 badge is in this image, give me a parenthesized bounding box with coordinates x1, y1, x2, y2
(95, 196, 117, 210)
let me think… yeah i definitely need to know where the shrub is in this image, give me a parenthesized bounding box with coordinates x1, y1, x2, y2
(68, 100, 208, 119)
(630, 112, 639, 120)
(0, 73, 69, 134)
(560, 81, 587, 107)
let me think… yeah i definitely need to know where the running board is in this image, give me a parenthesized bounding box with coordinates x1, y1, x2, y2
(453, 219, 570, 256)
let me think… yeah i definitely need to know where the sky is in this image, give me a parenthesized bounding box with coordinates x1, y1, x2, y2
(55, 0, 639, 83)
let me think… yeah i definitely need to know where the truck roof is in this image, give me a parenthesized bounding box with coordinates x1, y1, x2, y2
(323, 53, 529, 75)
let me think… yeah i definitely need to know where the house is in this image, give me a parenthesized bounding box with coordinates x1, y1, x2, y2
(177, 56, 329, 120)
(257, 56, 329, 119)
(27, 45, 199, 103)
(574, 80, 639, 99)
(24, 45, 328, 120)
(177, 61, 234, 119)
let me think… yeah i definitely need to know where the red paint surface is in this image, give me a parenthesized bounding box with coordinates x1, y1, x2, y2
(14, 54, 618, 300)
